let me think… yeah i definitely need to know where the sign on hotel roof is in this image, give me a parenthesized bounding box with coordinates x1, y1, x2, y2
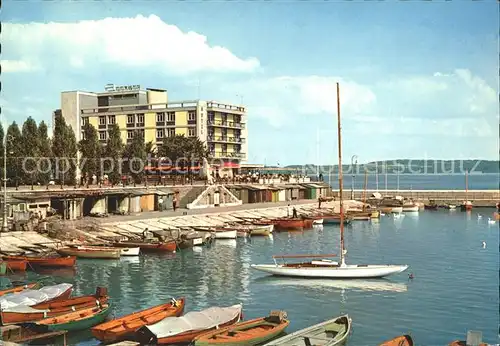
(104, 84, 141, 92)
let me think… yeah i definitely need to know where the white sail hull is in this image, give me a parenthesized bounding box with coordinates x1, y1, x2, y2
(250, 263, 409, 279)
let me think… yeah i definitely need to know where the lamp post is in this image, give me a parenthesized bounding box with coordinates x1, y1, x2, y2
(2, 134, 14, 232)
(351, 155, 358, 200)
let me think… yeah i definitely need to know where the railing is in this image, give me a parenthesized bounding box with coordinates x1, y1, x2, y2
(207, 120, 245, 129)
(207, 136, 243, 143)
(81, 101, 198, 114)
(207, 102, 245, 113)
(209, 151, 246, 159)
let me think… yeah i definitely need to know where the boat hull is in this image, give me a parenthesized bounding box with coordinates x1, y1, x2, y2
(77, 246, 140, 256)
(379, 335, 414, 346)
(2, 255, 76, 268)
(56, 248, 120, 259)
(5, 260, 27, 272)
(402, 206, 419, 212)
(113, 241, 177, 253)
(194, 313, 289, 346)
(250, 264, 409, 279)
(91, 297, 185, 343)
(197, 230, 237, 239)
(0, 283, 40, 296)
(33, 304, 111, 332)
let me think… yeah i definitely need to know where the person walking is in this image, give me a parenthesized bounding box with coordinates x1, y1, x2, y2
(292, 206, 298, 218)
(173, 196, 178, 211)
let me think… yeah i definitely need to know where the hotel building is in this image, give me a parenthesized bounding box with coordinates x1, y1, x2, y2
(55, 84, 248, 179)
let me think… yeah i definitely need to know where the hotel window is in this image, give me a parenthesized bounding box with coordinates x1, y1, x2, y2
(99, 131, 106, 141)
(156, 112, 165, 122)
(108, 115, 116, 124)
(167, 128, 175, 137)
(167, 112, 175, 122)
(138, 129, 145, 138)
(188, 128, 196, 137)
(127, 130, 134, 139)
(99, 116, 106, 125)
(127, 114, 135, 124)
(136, 114, 145, 124)
(156, 129, 164, 138)
(188, 111, 196, 121)
(82, 117, 89, 126)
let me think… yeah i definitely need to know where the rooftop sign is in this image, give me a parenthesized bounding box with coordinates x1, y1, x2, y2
(104, 84, 141, 92)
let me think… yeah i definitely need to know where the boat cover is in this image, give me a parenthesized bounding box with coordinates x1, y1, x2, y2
(0, 283, 73, 310)
(146, 304, 242, 338)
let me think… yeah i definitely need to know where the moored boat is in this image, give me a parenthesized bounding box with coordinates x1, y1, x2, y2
(263, 314, 351, 346)
(30, 303, 111, 332)
(135, 304, 243, 345)
(56, 247, 121, 259)
(113, 240, 177, 253)
(424, 200, 438, 210)
(402, 204, 419, 212)
(91, 297, 185, 343)
(194, 310, 289, 346)
(77, 245, 140, 256)
(0, 282, 40, 296)
(5, 259, 28, 272)
(0, 261, 6, 276)
(379, 335, 413, 346)
(2, 255, 76, 268)
(322, 215, 351, 225)
(0, 283, 73, 310)
(0, 287, 109, 325)
(274, 219, 306, 231)
(460, 201, 473, 211)
(177, 234, 205, 249)
(391, 206, 404, 213)
(312, 218, 324, 225)
(195, 228, 238, 239)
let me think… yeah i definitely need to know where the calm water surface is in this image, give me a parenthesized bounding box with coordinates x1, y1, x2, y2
(1, 209, 498, 345)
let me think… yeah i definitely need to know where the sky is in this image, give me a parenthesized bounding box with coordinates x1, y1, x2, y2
(1, 0, 498, 165)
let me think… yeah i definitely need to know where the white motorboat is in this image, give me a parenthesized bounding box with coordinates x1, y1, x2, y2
(194, 228, 237, 239)
(390, 206, 403, 213)
(402, 205, 419, 212)
(250, 82, 409, 280)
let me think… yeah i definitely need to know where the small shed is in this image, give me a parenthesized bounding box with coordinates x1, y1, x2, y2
(156, 188, 174, 211)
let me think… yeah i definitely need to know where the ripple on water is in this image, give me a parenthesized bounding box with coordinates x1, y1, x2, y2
(4, 208, 498, 345)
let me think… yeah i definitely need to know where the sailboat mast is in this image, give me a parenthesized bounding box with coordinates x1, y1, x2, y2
(375, 161, 379, 191)
(465, 170, 468, 201)
(363, 169, 368, 212)
(336, 82, 345, 266)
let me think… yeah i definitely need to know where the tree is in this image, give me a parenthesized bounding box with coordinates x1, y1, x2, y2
(52, 113, 77, 186)
(104, 124, 123, 185)
(159, 135, 209, 181)
(21, 117, 40, 188)
(78, 123, 101, 185)
(123, 131, 147, 184)
(37, 121, 52, 185)
(6, 122, 23, 187)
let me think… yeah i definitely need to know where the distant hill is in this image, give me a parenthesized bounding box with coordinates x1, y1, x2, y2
(281, 160, 500, 175)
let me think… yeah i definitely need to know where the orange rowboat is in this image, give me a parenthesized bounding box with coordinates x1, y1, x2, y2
(274, 219, 306, 232)
(449, 341, 488, 346)
(0, 283, 40, 297)
(91, 297, 185, 343)
(379, 335, 413, 346)
(5, 260, 28, 272)
(0, 287, 109, 325)
(2, 255, 76, 268)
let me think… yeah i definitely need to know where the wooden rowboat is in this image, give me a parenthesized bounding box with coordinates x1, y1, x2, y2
(2, 255, 76, 268)
(0, 287, 109, 325)
(379, 335, 413, 346)
(91, 297, 185, 343)
(30, 303, 111, 332)
(194, 310, 289, 346)
(263, 314, 351, 346)
(274, 219, 306, 232)
(56, 247, 120, 259)
(135, 304, 243, 345)
(113, 240, 177, 253)
(448, 341, 488, 346)
(77, 245, 140, 256)
(5, 259, 28, 272)
(0, 282, 40, 296)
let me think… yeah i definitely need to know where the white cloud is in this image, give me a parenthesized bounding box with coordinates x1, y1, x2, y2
(2, 14, 260, 74)
(1, 59, 39, 73)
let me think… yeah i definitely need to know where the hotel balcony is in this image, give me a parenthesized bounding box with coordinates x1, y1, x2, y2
(207, 136, 246, 144)
(209, 151, 246, 159)
(207, 119, 246, 129)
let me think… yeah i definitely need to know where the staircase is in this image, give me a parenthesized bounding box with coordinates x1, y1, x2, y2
(177, 186, 206, 208)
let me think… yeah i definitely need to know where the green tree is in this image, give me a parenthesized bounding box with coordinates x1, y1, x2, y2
(104, 124, 123, 185)
(123, 131, 147, 184)
(52, 113, 77, 186)
(6, 122, 23, 187)
(78, 123, 101, 185)
(160, 135, 208, 182)
(21, 117, 40, 188)
(37, 121, 52, 185)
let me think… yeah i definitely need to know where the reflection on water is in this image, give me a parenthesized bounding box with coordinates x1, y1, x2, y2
(5, 209, 498, 346)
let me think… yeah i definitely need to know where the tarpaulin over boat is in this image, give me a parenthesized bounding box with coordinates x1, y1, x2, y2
(145, 304, 242, 338)
(0, 283, 73, 310)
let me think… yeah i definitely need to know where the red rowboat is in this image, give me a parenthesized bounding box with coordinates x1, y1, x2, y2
(274, 219, 306, 232)
(113, 240, 176, 253)
(379, 335, 413, 346)
(91, 297, 185, 343)
(0, 287, 108, 325)
(5, 260, 28, 272)
(0, 283, 40, 297)
(2, 255, 76, 268)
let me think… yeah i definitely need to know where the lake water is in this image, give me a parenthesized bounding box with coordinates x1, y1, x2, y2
(324, 173, 499, 190)
(1, 208, 499, 345)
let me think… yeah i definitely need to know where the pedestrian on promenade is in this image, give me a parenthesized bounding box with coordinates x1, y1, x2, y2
(318, 195, 322, 209)
(292, 207, 298, 218)
(173, 196, 178, 211)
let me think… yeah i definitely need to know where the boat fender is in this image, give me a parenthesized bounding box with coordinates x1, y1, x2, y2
(96, 300, 101, 307)
(72, 306, 76, 312)
(43, 311, 47, 318)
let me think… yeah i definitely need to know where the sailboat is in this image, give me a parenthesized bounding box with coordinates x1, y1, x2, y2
(250, 83, 409, 279)
(460, 170, 473, 211)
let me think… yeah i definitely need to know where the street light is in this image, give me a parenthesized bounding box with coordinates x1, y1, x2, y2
(2, 134, 15, 232)
(351, 155, 358, 200)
